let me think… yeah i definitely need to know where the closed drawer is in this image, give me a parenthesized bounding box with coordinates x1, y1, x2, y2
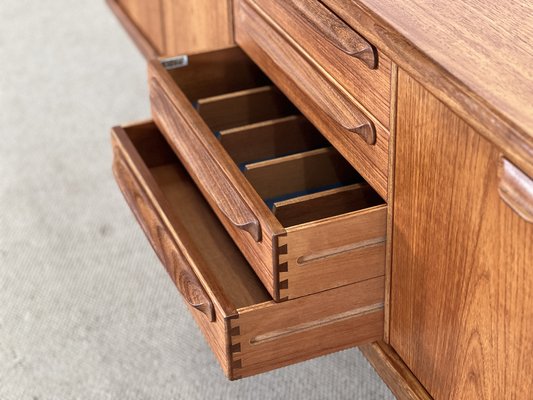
(148, 47, 387, 301)
(111, 121, 384, 379)
(245, 0, 391, 128)
(234, 0, 390, 197)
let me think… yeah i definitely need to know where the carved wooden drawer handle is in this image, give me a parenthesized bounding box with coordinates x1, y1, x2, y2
(242, 1, 376, 145)
(498, 157, 533, 223)
(284, 0, 376, 69)
(113, 153, 215, 321)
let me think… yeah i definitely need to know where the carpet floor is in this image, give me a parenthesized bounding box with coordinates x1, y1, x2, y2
(0, 1, 394, 399)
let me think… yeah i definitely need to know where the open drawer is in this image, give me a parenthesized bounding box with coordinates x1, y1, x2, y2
(111, 121, 384, 379)
(149, 47, 387, 301)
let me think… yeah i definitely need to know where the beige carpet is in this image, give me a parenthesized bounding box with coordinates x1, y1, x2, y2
(0, 1, 394, 398)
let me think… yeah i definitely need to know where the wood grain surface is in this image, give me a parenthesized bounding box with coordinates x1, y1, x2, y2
(243, 147, 358, 200)
(322, 0, 533, 177)
(279, 205, 387, 299)
(148, 57, 285, 298)
(107, 0, 163, 58)
(233, 277, 384, 378)
(113, 154, 215, 321)
(240, 0, 377, 144)
(234, 0, 390, 198)
(112, 123, 270, 313)
(276, 0, 377, 68)
(149, 48, 390, 301)
(247, 0, 392, 127)
(360, 341, 431, 400)
(273, 183, 383, 227)
(196, 86, 295, 132)
(390, 71, 533, 399)
(112, 122, 386, 380)
(219, 115, 328, 164)
(162, 0, 234, 55)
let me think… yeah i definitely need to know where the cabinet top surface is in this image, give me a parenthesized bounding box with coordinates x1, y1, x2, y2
(352, 0, 533, 137)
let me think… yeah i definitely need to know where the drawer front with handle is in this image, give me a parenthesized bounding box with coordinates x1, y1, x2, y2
(234, 0, 390, 197)
(111, 121, 384, 380)
(246, 0, 392, 129)
(148, 47, 387, 301)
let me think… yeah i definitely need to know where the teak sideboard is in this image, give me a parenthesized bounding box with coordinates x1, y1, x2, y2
(107, 0, 533, 398)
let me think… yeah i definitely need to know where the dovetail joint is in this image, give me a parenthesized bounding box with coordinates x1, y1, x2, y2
(278, 262, 288, 273)
(229, 319, 243, 378)
(277, 234, 289, 299)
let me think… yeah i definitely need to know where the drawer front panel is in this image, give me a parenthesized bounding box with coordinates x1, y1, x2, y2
(149, 47, 386, 301)
(111, 121, 384, 379)
(234, 277, 385, 379)
(247, 0, 392, 128)
(113, 150, 215, 321)
(234, 0, 389, 198)
(148, 69, 280, 297)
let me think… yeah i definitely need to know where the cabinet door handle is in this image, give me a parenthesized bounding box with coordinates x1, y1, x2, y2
(285, 0, 376, 69)
(498, 157, 533, 223)
(113, 153, 215, 321)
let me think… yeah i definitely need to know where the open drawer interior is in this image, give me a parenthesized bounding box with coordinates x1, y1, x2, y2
(112, 121, 384, 380)
(150, 47, 387, 300)
(166, 49, 384, 223)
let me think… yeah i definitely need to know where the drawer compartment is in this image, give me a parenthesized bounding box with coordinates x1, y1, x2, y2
(234, 0, 390, 197)
(111, 121, 384, 379)
(244, 0, 392, 128)
(149, 47, 387, 301)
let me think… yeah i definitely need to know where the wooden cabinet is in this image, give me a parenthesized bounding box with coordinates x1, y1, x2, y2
(106, 0, 533, 395)
(390, 70, 533, 399)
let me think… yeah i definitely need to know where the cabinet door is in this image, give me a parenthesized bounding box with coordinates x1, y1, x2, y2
(390, 70, 533, 399)
(162, 0, 234, 55)
(117, 0, 166, 54)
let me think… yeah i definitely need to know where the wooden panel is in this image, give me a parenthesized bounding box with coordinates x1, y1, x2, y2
(243, 147, 358, 200)
(113, 155, 216, 321)
(248, 0, 392, 128)
(188, 303, 233, 378)
(279, 205, 387, 299)
(116, 0, 165, 54)
(111, 124, 270, 313)
(152, 165, 270, 308)
(196, 86, 295, 132)
(219, 115, 328, 164)
(360, 342, 432, 400)
(383, 62, 398, 342)
(233, 277, 384, 378)
(237, 1, 378, 145)
(148, 57, 284, 298)
(234, 0, 389, 198)
(107, 0, 164, 58)
(162, 0, 234, 55)
(273, 183, 384, 227)
(167, 48, 270, 102)
(391, 71, 533, 399)
(148, 48, 390, 300)
(320, 0, 533, 178)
